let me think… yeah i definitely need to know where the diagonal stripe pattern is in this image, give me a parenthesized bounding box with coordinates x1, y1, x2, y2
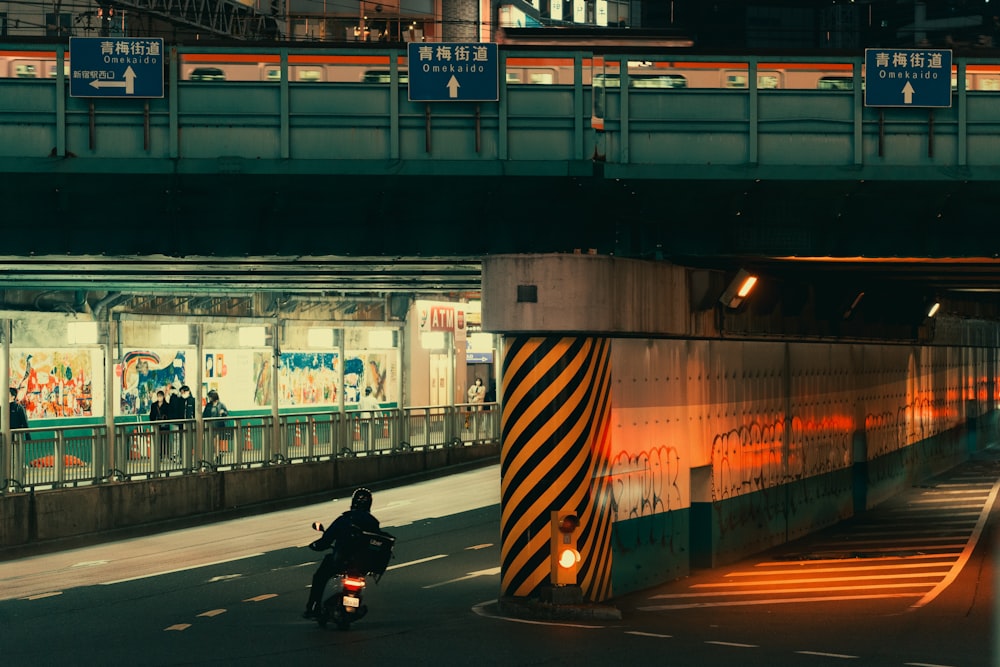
(500, 335, 614, 601)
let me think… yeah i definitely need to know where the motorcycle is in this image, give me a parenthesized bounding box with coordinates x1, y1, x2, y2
(309, 521, 395, 630)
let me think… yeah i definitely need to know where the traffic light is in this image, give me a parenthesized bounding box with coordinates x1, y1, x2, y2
(550, 511, 580, 585)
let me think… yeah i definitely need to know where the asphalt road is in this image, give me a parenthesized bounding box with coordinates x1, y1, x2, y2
(1, 456, 997, 667)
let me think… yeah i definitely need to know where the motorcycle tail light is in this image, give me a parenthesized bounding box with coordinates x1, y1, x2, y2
(343, 576, 366, 590)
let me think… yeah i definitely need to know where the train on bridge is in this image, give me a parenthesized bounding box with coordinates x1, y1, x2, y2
(5, 46, 1000, 92)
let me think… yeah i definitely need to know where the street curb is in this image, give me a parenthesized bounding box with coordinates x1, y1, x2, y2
(497, 596, 622, 621)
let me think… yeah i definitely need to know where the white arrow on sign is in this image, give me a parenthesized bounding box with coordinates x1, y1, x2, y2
(89, 65, 136, 94)
(446, 75, 460, 99)
(901, 81, 915, 104)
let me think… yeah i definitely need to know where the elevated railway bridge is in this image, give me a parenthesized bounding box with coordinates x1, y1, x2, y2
(1, 42, 999, 603)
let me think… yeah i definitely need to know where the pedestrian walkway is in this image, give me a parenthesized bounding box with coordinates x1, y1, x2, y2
(633, 448, 1000, 612)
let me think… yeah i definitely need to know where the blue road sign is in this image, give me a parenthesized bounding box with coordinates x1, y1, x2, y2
(69, 37, 164, 99)
(407, 42, 498, 102)
(864, 48, 952, 108)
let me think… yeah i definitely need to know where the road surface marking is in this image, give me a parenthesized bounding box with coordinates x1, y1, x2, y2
(705, 641, 757, 648)
(639, 592, 918, 610)
(911, 477, 1000, 609)
(101, 552, 265, 585)
(625, 631, 672, 638)
(197, 609, 227, 617)
(244, 594, 278, 602)
(466, 543, 493, 550)
(470, 600, 604, 628)
(22, 592, 62, 600)
(423, 566, 500, 588)
(796, 650, 857, 659)
(387, 554, 447, 570)
(164, 624, 191, 631)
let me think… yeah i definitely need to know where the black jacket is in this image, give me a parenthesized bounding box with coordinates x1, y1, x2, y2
(9, 401, 30, 439)
(310, 509, 381, 558)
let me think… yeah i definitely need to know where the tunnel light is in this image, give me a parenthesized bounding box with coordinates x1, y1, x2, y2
(368, 329, 395, 349)
(719, 269, 758, 309)
(239, 326, 266, 347)
(927, 302, 941, 318)
(67, 321, 98, 345)
(421, 331, 446, 350)
(307, 327, 333, 348)
(160, 324, 189, 346)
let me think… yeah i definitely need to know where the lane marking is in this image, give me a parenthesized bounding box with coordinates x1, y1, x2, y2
(754, 552, 956, 567)
(626, 631, 672, 638)
(423, 566, 500, 589)
(208, 574, 242, 582)
(904, 663, 957, 667)
(911, 477, 1000, 609)
(164, 624, 191, 631)
(100, 552, 265, 585)
(639, 592, 918, 610)
(197, 609, 227, 617)
(692, 572, 946, 587)
(387, 554, 447, 570)
(72, 560, 109, 568)
(796, 650, 857, 659)
(705, 641, 757, 648)
(244, 594, 278, 602)
(724, 562, 953, 577)
(466, 544, 493, 550)
(649, 582, 934, 599)
(22, 591, 62, 600)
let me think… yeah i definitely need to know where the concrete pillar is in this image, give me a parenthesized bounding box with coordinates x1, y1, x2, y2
(499, 334, 614, 601)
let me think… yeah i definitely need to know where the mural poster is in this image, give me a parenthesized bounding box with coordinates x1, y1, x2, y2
(11, 348, 103, 419)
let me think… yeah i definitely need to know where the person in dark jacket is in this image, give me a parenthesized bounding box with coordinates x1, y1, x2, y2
(303, 487, 381, 619)
(9, 387, 30, 441)
(149, 390, 171, 458)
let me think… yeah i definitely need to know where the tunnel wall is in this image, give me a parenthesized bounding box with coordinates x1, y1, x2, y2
(608, 339, 997, 595)
(0, 443, 499, 550)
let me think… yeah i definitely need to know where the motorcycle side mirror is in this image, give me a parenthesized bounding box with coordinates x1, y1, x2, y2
(312, 521, 324, 532)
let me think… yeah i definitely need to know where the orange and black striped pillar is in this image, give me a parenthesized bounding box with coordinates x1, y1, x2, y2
(499, 335, 615, 602)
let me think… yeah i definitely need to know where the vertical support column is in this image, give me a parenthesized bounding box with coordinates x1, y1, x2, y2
(56, 45, 66, 158)
(499, 335, 615, 602)
(270, 319, 281, 460)
(104, 317, 117, 475)
(279, 49, 290, 160)
(748, 58, 758, 165)
(1, 319, 9, 487)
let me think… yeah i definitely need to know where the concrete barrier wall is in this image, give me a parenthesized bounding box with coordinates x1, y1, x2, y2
(0, 444, 499, 551)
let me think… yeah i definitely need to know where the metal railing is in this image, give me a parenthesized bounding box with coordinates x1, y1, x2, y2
(3, 403, 498, 492)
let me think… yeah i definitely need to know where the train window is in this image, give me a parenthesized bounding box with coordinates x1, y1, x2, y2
(15, 64, 38, 78)
(298, 69, 322, 82)
(725, 74, 747, 88)
(506, 72, 522, 83)
(817, 76, 853, 91)
(189, 67, 226, 82)
(528, 70, 555, 85)
(265, 68, 280, 81)
(360, 69, 407, 84)
(631, 74, 686, 89)
(47, 62, 69, 78)
(758, 74, 780, 89)
(978, 78, 1000, 91)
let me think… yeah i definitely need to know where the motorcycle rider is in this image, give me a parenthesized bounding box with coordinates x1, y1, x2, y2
(303, 487, 381, 619)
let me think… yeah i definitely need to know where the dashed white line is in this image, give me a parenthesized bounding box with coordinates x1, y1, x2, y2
(705, 640, 758, 648)
(796, 650, 857, 659)
(22, 591, 62, 600)
(625, 631, 672, 639)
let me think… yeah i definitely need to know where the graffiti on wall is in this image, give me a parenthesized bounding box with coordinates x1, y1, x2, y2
(269, 352, 339, 406)
(606, 445, 683, 550)
(11, 350, 96, 418)
(118, 349, 187, 416)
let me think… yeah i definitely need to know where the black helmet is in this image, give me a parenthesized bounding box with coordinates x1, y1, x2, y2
(351, 487, 373, 512)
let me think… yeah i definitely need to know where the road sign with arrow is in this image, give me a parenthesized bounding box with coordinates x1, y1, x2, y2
(69, 37, 164, 99)
(407, 42, 498, 102)
(864, 48, 951, 108)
